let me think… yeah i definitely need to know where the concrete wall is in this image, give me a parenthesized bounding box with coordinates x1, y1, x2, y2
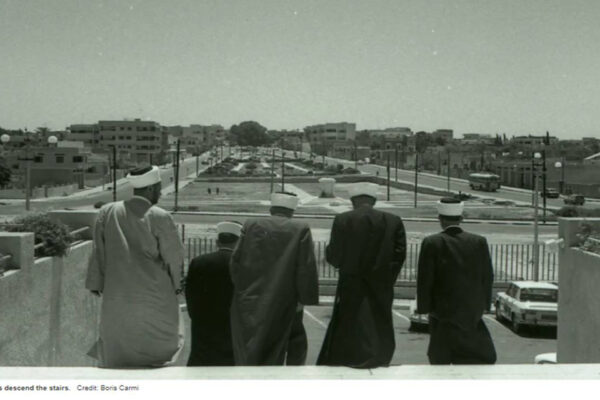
(0, 213, 100, 366)
(0, 184, 78, 199)
(557, 217, 600, 363)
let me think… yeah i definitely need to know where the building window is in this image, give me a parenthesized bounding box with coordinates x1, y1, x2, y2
(126, 136, 131, 140)
(34, 155, 43, 163)
(73, 156, 84, 163)
(56, 155, 64, 164)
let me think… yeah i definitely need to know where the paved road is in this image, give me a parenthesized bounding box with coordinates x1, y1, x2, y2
(176, 304, 556, 366)
(0, 154, 206, 216)
(274, 149, 599, 209)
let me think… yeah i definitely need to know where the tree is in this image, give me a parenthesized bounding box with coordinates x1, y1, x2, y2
(229, 121, 270, 147)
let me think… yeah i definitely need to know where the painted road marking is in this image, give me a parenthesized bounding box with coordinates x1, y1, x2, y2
(304, 309, 328, 329)
(393, 310, 411, 324)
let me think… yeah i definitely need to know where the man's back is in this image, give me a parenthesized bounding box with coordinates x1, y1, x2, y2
(417, 226, 493, 330)
(230, 215, 319, 365)
(186, 249, 234, 366)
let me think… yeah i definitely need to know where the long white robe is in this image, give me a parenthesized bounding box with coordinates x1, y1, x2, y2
(86, 196, 184, 368)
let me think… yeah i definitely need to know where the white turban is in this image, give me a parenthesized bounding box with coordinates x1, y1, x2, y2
(270, 192, 299, 210)
(437, 199, 464, 216)
(348, 182, 378, 199)
(126, 166, 161, 188)
(217, 221, 242, 237)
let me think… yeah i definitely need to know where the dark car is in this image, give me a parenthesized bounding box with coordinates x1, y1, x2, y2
(564, 194, 585, 205)
(541, 188, 560, 199)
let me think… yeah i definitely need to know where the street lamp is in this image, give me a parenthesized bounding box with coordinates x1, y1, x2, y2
(1, 133, 58, 211)
(532, 152, 542, 281)
(555, 159, 565, 194)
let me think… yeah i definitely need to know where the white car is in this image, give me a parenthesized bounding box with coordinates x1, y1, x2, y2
(495, 281, 558, 333)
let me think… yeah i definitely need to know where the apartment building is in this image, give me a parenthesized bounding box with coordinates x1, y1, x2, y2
(511, 135, 559, 146)
(431, 129, 454, 143)
(66, 124, 99, 148)
(461, 133, 496, 145)
(97, 119, 168, 166)
(180, 124, 223, 155)
(304, 122, 356, 155)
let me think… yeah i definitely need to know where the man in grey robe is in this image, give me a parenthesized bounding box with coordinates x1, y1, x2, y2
(86, 165, 185, 368)
(230, 191, 319, 365)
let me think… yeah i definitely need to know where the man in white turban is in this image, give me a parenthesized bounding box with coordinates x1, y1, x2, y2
(230, 191, 319, 365)
(416, 197, 496, 364)
(86, 165, 185, 368)
(317, 182, 406, 368)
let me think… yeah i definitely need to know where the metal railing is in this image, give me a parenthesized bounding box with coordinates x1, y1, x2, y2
(183, 237, 558, 283)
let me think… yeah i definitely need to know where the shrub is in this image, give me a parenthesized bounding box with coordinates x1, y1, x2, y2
(4, 214, 73, 257)
(555, 206, 579, 217)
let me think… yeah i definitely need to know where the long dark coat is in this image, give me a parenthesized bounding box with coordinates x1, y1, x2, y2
(317, 206, 406, 368)
(185, 249, 235, 366)
(416, 226, 497, 364)
(229, 215, 319, 366)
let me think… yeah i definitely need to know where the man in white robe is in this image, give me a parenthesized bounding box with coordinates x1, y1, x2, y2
(86, 165, 185, 368)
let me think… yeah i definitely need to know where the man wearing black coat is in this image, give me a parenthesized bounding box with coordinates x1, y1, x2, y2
(185, 221, 242, 366)
(317, 183, 406, 368)
(417, 198, 496, 364)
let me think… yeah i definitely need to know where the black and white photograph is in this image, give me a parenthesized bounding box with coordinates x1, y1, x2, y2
(0, 0, 599, 396)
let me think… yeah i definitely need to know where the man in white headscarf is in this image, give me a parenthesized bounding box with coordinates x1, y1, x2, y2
(86, 165, 185, 368)
(416, 197, 496, 364)
(230, 191, 319, 365)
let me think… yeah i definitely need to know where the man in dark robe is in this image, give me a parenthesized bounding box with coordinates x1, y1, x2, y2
(230, 191, 319, 365)
(416, 197, 496, 364)
(317, 183, 406, 368)
(185, 221, 242, 366)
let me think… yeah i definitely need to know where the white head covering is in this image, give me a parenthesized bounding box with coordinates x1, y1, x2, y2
(348, 182, 378, 199)
(126, 166, 161, 189)
(437, 198, 464, 216)
(270, 192, 299, 210)
(216, 221, 242, 237)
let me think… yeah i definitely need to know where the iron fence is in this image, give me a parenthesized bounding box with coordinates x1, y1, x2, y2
(183, 237, 558, 283)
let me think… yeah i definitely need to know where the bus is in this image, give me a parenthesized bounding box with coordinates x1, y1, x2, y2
(468, 173, 501, 192)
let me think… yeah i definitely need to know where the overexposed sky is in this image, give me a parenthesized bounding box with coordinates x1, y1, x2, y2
(1, 0, 599, 138)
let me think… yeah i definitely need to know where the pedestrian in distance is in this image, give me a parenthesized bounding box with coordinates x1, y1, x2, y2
(317, 182, 407, 368)
(230, 191, 319, 365)
(416, 197, 496, 365)
(86, 165, 185, 368)
(185, 221, 242, 366)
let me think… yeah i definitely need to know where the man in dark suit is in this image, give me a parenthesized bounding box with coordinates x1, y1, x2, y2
(317, 183, 406, 368)
(417, 198, 496, 364)
(185, 221, 242, 366)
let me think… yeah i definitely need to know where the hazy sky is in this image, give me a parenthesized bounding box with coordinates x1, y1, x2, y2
(1, 0, 599, 138)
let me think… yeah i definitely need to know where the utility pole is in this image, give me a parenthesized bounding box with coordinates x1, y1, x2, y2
(195, 151, 199, 177)
(446, 150, 451, 193)
(414, 152, 419, 208)
(281, 150, 285, 192)
(386, 151, 391, 201)
(270, 148, 275, 193)
(394, 144, 398, 182)
(542, 131, 549, 224)
(112, 145, 117, 202)
(174, 139, 180, 211)
(354, 141, 358, 169)
(533, 171, 540, 281)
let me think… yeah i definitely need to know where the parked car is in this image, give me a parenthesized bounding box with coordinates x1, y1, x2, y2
(408, 300, 429, 331)
(540, 188, 560, 199)
(564, 194, 585, 205)
(495, 281, 558, 333)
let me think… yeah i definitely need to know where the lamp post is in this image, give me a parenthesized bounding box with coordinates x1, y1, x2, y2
(1, 132, 58, 211)
(174, 139, 180, 211)
(414, 152, 419, 208)
(386, 151, 391, 201)
(555, 158, 565, 194)
(447, 149, 451, 193)
(394, 144, 398, 182)
(532, 152, 542, 281)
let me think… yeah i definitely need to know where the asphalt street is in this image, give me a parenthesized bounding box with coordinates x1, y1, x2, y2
(176, 304, 556, 366)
